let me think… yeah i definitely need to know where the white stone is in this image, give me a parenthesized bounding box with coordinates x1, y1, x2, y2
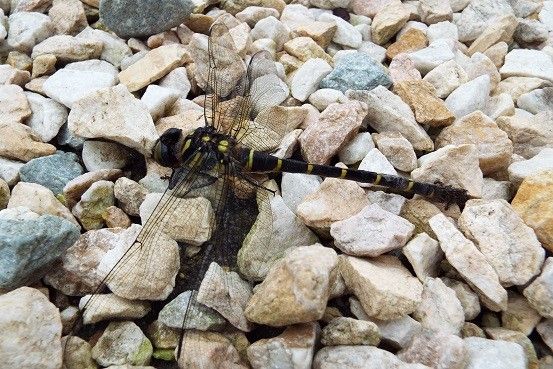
(454, 0, 515, 43)
(291, 58, 332, 102)
(358, 41, 386, 63)
(24, 91, 67, 142)
(397, 20, 428, 38)
(413, 144, 483, 198)
(445, 75, 490, 118)
(497, 111, 553, 160)
(539, 1, 553, 32)
(403, 232, 443, 281)
(419, 0, 453, 25)
(422, 59, 468, 98)
(426, 21, 458, 43)
(351, 86, 433, 151)
(0, 287, 62, 369)
(366, 191, 406, 215)
(331, 204, 414, 257)
(91, 321, 152, 366)
(442, 277, 481, 321)
(43, 68, 118, 109)
(281, 172, 322, 214)
(484, 92, 514, 119)
(538, 319, 553, 351)
(280, 4, 314, 31)
(481, 178, 511, 201)
(31, 34, 103, 62)
(358, 148, 397, 188)
(7, 11, 54, 52)
(140, 85, 180, 121)
(250, 16, 290, 49)
(236, 6, 280, 28)
(429, 213, 507, 311)
(319, 13, 362, 48)
(308, 88, 348, 111)
(460, 52, 501, 91)
(372, 132, 417, 172)
(524, 257, 553, 318)
(500, 49, 553, 83)
(81, 140, 131, 171)
(158, 66, 191, 98)
(508, 148, 553, 187)
(398, 330, 467, 369)
(0, 157, 23, 186)
(516, 88, 553, 115)
(338, 132, 375, 165)
(413, 278, 465, 336)
(464, 337, 526, 369)
(79, 293, 150, 324)
(66, 59, 118, 77)
(0, 64, 30, 86)
(68, 84, 159, 154)
(76, 26, 132, 68)
(459, 199, 544, 287)
(340, 255, 423, 320)
(408, 39, 455, 75)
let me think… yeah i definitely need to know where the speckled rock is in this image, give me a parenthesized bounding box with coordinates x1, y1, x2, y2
(442, 278, 481, 321)
(63, 169, 123, 209)
(512, 170, 553, 251)
(386, 28, 427, 60)
(0, 214, 79, 289)
(99, 0, 195, 38)
(463, 337, 526, 369)
(19, 152, 83, 195)
(319, 13, 362, 48)
(371, 3, 410, 45)
(321, 317, 380, 346)
(408, 39, 455, 75)
(72, 180, 114, 230)
(389, 54, 422, 84)
(245, 244, 338, 326)
(500, 49, 553, 83)
(7, 11, 54, 52)
(454, 0, 515, 43)
(524, 257, 553, 318)
(313, 345, 430, 369)
(501, 291, 541, 336)
(178, 330, 248, 369)
(340, 254, 423, 320)
(300, 101, 367, 164)
(371, 131, 417, 172)
(497, 111, 553, 160)
(508, 149, 553, 187)
(338, 132, 375, 165)
(113, 177, 148, 217)
(0, 84, 31, 124)
(0, 287, 63, 369)
(281, 172, 322, 214)
(403, 232, 443, 282)
(422, 59, 468, 98)
(82, 140, 132, 172)
(398, 330, 467, 369)
(32, 35, 103, 62)
(76, 26, 132, 68)
(79, 294, 150, 325)
(320, 52, 391, 93)
(48, 0, 87, 35)
(24, 91, 68, 142)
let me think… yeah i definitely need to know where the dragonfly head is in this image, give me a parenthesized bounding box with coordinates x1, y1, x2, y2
(153, 128, 184, 168)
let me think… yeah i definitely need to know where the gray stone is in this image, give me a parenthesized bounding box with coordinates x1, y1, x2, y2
(19, 151, 83, 195)
(464, 337, 526, 369)
(99, 0, 195, 38)
(320, 52, 391, 93)
(0, 214, 79, 289)
(158, 291, 226, 331)
(91, 321, 152, 366)
(398, 330, 467, 369)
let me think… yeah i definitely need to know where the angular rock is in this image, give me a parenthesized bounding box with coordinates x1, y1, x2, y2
(340, 255, 423, 320)
(412, 144, 483, 198)
(408, 39, 455, 75)
(436, 111, 512, 175)
(300, 101, 367, 164)
(331, 204, 414, 257)
(63, 169, 122, 209)
(497, 111, 553, 159)
(466, 14, 517, 55)
(500, 49, 553, 83)
(313, 345, 429, 369)
(308, 88, 348, 112)
(177, 330, 248, 369)
(524, 257, 553, 318)
(512, 170, 553, 251)
(72, 180, 114, 230)
(0, 84, 31, 124)
(459, 199, 544, 287)
(501, 291, 541, 336)
(413, 278, 465, 335)
(0, 287, 63, 369)
(0, 214, 79, 289)
(349, 86, 433, 151)
(463, 337, 526, 369)
(290, 58, 332, 102)
(429, 213, 507, 311)
(508, 149, 553, 187)
(24, 91, 67, 142)
(82, 140, 132, 172)
(398, 330, 467, 369)
(372, 131, 417, 172)
(7, 11, 54, 52)
(319, 13, 362, 48)
(244, 245, 338, 326)
(99, 0, 194, 38)
(68, 84, 158, 154)
(158, 290, 226, 331)
(338, 132, 375, 165)
(389, 53, 422, 84)
(419, 0, 452, 24)
(79, 293, 150, 325)
(454, 0, 515, 43)
(113, 177, 148, 217)
(238, 193, 318, 281)
(442, 278, 481, 321)
(32, 34, 103, 62)
(321, 317, 380, 346)
(321, 52, 391, 94)
(394, 80, 454, 127)
(517, 87, 553, 115)
(119, 44, 188, 92)
(281, 172, 322, 213)
(371, 3, 410, 45)
(295, 21, 337, 49)
(76, 26, 132, 68)
(386, 28, 427, 60)
(19, 151, 83, 195)
(248, 322, 318, 369)
(97, 224, 179, 300)
(538, 319, 553, 352)
(403, 232, 443, 282)
(0, 121, 57, 162)
(422, 59, 468, 99)
(48, 0, 87, 35)
(484, 92, 514, 119)
(426, 21, 458, 43)
(91, 321, 152, 366)
(445, 75, 491, 118)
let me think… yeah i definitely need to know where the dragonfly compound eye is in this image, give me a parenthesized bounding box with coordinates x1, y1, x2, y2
(154, 128, 183, 167)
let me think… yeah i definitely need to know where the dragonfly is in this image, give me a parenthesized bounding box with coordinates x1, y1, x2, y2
(64, 19, 471, 368)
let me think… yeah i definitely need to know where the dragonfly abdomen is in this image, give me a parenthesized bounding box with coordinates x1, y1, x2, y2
(240, 149, 470, 206)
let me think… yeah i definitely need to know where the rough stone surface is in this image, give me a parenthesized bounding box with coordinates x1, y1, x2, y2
(32, 35, 103, 62)
(463, 337, 526, 369)
(497, 112, 553, 160)
(408, 39, 455, 75)
(313, 345, 430, 369)
(19, 152, 83, 195)
(158, 290, 226, 331)
(501, 291, 541, 336)
(524, 257, 553, 319)
(422, 59, 468, 98)
(321, 317, 380, 346)
(386, 28, 427, 60)
(290, 58, 332, 102)
(403, 232, 443, 282)
(372, 131, 417, 172)
(0, 287, 63, 369)
(500, 49, 553, 83)
(398, 330, 467, 369)
(340, 254, 423, 320)
(371, 3, 410, 45)
(508, 149, 553, 187)
(445, 75, 491, 118)
(91, 321, 152, 366)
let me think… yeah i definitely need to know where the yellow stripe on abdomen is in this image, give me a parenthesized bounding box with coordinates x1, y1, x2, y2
(275, 159, 282, 171)
(374, 174, 382, 185)
(340, 169, 347, 178)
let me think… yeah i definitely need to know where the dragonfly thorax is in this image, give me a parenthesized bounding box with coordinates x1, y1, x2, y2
(153, 127, 237, 168)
